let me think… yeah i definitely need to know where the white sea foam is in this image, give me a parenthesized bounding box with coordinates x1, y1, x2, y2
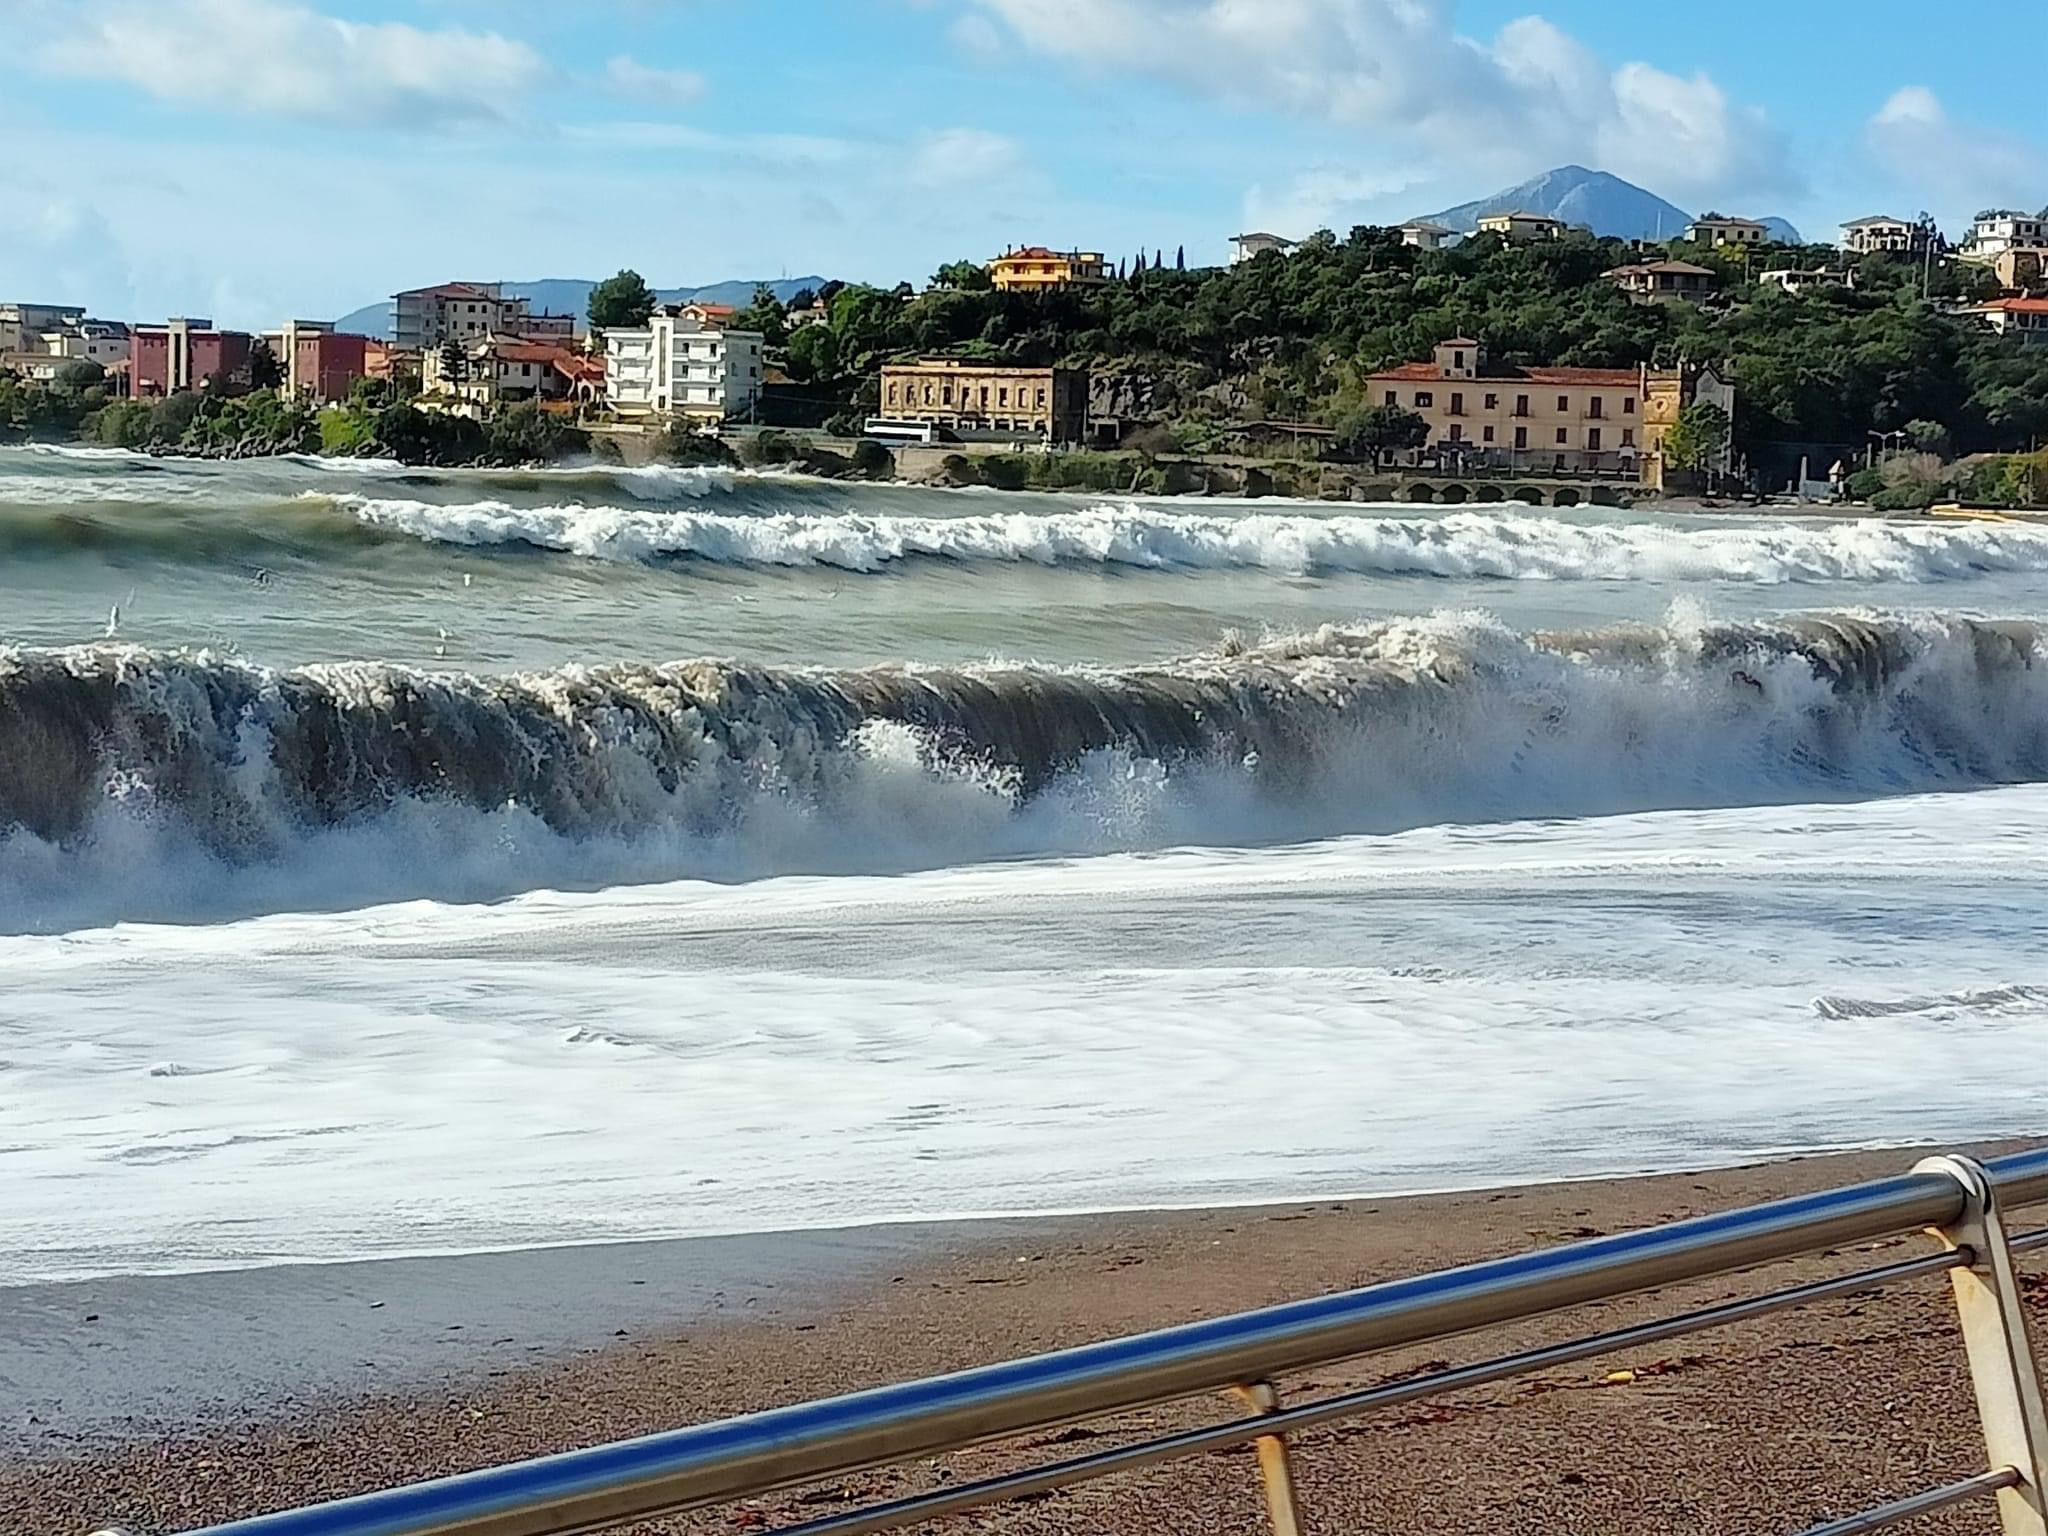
(332, 494, 2048, 582)
(8, 786, 2047, 1283)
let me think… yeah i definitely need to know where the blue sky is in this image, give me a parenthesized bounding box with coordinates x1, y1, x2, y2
(2, 0, 2043, 328)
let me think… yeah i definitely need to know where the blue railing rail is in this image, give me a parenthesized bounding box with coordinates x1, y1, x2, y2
(94, 1148, 2048, 1536)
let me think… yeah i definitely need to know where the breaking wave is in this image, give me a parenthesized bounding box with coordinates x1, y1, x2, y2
(337, 495, 2048, 582)
(5, 611, 2047, 931)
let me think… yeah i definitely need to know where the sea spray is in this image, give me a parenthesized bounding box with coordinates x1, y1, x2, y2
(3, 612, 2045, 929)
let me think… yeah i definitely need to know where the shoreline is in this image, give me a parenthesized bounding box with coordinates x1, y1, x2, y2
(10, 1140, 2043, 1534)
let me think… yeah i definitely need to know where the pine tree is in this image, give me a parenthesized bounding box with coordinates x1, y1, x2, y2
(1176, 245, 1186, 271)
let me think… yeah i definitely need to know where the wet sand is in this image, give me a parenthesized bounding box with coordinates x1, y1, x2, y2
(7, 1143, 2046, 1536)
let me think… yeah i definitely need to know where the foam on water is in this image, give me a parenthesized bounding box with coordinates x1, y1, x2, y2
(335, 493, 2048, 581)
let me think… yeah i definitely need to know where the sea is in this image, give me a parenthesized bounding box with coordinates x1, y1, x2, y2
(4, 442, 2047, 1285)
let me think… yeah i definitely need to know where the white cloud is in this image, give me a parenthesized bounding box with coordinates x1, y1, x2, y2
(37, 0, 546, 128)
(1242, 166, 1427, 239)
(958, 0, 1794, 203)
(604, 54, 707, 108)
(1867, 87, 2048, 207)
(908, 128, 1028, 186)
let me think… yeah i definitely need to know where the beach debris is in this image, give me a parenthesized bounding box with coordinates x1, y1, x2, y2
(1602, 1369, 1637, 1385)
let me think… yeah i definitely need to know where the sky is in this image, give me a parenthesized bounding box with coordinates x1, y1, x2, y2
(2, 0, 2044, 329)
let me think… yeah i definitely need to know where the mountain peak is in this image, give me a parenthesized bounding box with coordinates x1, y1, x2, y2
(1418, 166, 1798, 245)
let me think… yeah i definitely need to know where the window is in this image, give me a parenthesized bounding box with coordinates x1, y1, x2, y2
(1384, 390, 1398, 407)
(923, 384, 934, 405)
(999, 387, 1010, 406)
(1622, 428, 1635, 448)
(942, 384, 954, 405)
(1514, 426, 1528, 449)
(1415, 391, 1433, 408)
(1449, 424, 1464, 442)
(1452, 349, 1466, 371)
(980, 386, 990, 407)
(1589, 397, 1604, 419)
(1588, 427, 1602, 451)
(1624, 397, 1635, 415)
(1515, 394, 1529, 417)
(1483, 425, 1496, 444)
(1036, 388, 1047, 408)
(1557, 395, 1570, 412)
(886, 383, 898, 406)
(1450, 392, 1465, 416)
(1555, 427, 1569, 444)
(1484, 393, 1498, 410)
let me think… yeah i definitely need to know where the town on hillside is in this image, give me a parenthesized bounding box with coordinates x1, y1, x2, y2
(4, 197, 2047, 507)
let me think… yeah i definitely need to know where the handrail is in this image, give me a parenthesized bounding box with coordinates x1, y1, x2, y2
(97, 1147, 2048, 1536)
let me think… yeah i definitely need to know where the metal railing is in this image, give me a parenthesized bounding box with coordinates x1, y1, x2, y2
(96, 1148, 2048, 1536)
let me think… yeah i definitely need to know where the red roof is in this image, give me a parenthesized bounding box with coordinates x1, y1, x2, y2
(685, 302, 737, 317)
(491, 340, 577, 363)
(1368, 362, 1642, 387)
(1981, 298, 2048, 314)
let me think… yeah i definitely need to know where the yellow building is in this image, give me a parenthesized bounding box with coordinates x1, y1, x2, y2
(988, 246, 1110, 292)
(879, 357, 1090, 443)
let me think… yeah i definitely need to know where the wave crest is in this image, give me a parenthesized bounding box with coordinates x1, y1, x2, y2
(3, 612, 2046, 929)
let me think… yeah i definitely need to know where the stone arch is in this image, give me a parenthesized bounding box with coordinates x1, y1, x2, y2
(1436, 482, 1470, 504)
(1552, 487, 1583, 508)
(1512, 486, 1548, 506)
(1405, 483, 1438, 504)
(1589, 485, 1623, 508)
(1474, 484, 1506, 503)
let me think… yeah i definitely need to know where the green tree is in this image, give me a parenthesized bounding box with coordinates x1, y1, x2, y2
(1902, 418, 1953, 458)
(1333, 403, 1429, 461)
(731, 284, 789, 347)
(53, 359, 105, 393)
(930, 260, 993, 292)
(1660, 401, 1732, 472)
(784, 324, 841, 385)
(587, 269, 657, 332)
(248, 338, 285, 391)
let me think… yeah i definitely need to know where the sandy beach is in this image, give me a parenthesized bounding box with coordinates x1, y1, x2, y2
(8, 1142, 2045, 1536)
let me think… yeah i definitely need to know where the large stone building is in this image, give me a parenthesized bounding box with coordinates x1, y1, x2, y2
(987, 247, 1109, 292)
(1364, 339, 1734, 483)
(879, 357, 1089, 444)
(603, 308, 765, 424)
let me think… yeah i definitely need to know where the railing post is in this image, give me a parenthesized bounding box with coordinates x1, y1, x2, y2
(1916, 1155, 2048, 1536)
(1230, 1381, 1307, 1536)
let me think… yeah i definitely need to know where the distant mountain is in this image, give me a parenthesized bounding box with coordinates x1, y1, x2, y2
(1418, 165, 1802, 245)
(1757, 217, 1805, 245)
(331, 276, 831, 341)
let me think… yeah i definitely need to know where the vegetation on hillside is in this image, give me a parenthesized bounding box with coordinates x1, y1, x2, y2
(750, 227, 2046, 472)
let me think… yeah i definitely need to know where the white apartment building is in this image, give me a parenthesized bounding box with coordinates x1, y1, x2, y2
(604, 309, 764, 423)
(1840, 214, 1942, 257)
(1959, 208, 2048, 264)
(1399, 220, 1458, 250)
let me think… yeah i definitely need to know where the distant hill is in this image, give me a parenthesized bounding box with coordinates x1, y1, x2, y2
(331, 276, 831, 340)
(1419, 165, 1802, 245)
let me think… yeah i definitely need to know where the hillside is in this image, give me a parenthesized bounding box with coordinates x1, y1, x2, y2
(332, 276, 831, 340)
(1420, 165, 1801, 244)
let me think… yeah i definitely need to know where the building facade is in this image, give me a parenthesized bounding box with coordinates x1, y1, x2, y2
(1476, 211, 1566, 242)
(878, 358, 1088, 444)
(130, 319, 255, 396)
(0, 303, 86, 353)
(1605, 260, 1718, 305)
(1962, 297, 2048, 346)
(603, 309, 765, 423)
(987, 247, 1110, 292)
(1363, 340, 1659, 477)
(392, 283, 571, 352)
(1231, 232, 1296, 265)
(1841, 215, 1942, 257)
(1399, 220, 1457, 250)
(1959, 209, 2048, 264)
(1685, 214, 1770, 247)
(423, 336, 592, 413)
(265, 321, 375, 404)
(42, 319, 131, 368)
